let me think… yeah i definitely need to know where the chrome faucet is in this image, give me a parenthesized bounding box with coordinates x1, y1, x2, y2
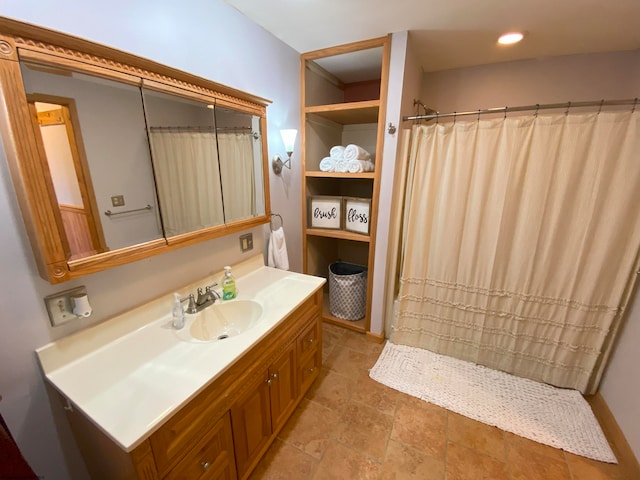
(194, 283, 220, 312)
(180, 283, 220, 315)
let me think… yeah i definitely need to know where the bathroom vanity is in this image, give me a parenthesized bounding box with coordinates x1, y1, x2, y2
(36, 255, 325, 479)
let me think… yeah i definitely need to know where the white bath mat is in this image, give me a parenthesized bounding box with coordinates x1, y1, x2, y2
(369, 342, 617, 463)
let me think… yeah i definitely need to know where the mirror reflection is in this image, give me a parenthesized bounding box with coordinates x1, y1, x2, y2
(142, 89, 224, 236)
(142, 89, 266, 235)
(21, 62, 268, 263)
(20, 63, 164, 261)
(214, 105, 266, 223)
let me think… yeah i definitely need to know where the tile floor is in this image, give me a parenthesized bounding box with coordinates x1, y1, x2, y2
(249, 323, 635, 480)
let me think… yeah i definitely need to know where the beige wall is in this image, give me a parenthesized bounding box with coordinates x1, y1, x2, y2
(371, 31, 423, 336)
(417, 49, 640, 460)
(421, 50, 640, 114)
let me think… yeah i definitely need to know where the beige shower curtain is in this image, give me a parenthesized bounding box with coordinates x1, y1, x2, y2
(391, 111, 640, 394)
(216, 132, 256, 223)
(149, 131, 224, 236)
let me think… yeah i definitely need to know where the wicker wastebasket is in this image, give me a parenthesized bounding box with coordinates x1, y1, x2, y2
(328, 262, 367, 321)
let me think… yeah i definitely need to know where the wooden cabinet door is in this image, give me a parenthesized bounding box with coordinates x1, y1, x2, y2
(268, 343, 297, 433)
(230, 371, 272, 479)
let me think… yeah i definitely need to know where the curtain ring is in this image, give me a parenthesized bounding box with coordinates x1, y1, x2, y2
(504, 107, 508, 119)
(534, 104, 539, 117)
(477, 109, 481, 122)
(436, 113, 439, 125)
(597, 99, 604, 115)
(453, 112, 457, 124)
(565, 101, 572, 116)
(632, 98, 638, 113)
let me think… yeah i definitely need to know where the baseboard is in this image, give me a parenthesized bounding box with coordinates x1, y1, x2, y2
(587, 392, 640, 476)
(365, 331, 385, 344)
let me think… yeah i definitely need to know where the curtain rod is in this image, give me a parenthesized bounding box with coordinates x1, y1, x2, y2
(149, 126, 252, 132)
(402, 98, 639, 122)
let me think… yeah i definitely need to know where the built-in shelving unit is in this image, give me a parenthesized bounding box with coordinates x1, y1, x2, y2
(301, 36, 391, 333)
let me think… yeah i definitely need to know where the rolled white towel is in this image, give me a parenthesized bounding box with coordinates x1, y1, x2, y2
(334, 158, 348, 173)
(330, 145, 345, 159)
(364, 160, 375, 172)
(319, 157, 335, 172)
(343, 144, 371, 161)
(347, 159, 363, 173)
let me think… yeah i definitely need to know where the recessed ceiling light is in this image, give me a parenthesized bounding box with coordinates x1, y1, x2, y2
(498, 32, 524, 45)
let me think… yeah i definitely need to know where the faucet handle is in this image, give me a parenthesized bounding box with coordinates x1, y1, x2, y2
(197, 287, 212, 305)
(206, 283, 221, 300)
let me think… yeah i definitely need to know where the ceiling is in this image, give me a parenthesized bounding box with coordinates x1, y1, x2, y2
(223, 0, 640, 73)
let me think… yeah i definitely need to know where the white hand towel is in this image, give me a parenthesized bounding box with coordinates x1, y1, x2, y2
(319, 157, 336, 172)
(343, 144, 371, 161)
(330, 145, 345, 159)
(268, 226, 289, 270)
(347, 159, 363, 173)
(364, 160, 375, 172)
(334, 158, 348, 173)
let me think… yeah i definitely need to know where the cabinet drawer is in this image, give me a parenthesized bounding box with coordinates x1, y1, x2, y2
(298, 348, 321, 395)
(165, 412, 236, 480)
(151, 391, 226, 475)
(297, 316, 320, 361)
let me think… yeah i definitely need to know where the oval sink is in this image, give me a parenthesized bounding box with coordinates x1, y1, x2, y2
(187, 300, 263, 342)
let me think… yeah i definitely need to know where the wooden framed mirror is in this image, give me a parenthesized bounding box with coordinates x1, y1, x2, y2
(0, 17, 271, 283)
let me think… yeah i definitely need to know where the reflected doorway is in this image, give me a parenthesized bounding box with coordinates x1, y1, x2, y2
(27, 96, 106, 260)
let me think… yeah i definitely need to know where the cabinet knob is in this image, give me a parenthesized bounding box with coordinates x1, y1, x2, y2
(308, 338, 314, 344)
(271, 372, 279, 379)
(201, 461, 210, 471)
(266, 378, 272, 386)
(308, 367, 315, 373)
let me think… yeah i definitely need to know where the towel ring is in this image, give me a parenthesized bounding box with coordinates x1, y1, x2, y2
(270, 213, 283, 231)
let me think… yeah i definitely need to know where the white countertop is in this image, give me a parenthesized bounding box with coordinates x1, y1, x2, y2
(36, 255, 325, 452)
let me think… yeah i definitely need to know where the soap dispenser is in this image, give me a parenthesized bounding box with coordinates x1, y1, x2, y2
(221, 266, 236, 300)
(172, 293, 185, 329)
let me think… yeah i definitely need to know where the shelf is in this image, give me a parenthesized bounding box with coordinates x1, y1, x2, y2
(305, 171, 375, 179)
(322, 294, 366, 333)
(305, 100, 379, 125)
(306, 228, 370, 243)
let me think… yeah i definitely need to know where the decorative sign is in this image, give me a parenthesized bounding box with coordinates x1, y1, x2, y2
(309, 196, 342, 229)
(344, 197, 371, 235)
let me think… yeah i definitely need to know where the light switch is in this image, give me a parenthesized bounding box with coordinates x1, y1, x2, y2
(111, 195, 125, 207)
(239, 233, 253, 252)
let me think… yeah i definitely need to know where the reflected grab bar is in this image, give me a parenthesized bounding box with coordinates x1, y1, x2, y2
(104, 204, 152, 217)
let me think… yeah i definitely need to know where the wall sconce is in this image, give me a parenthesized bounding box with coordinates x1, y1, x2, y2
(272, 128, 297, 174)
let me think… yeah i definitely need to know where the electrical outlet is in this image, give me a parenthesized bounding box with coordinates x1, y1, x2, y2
(44, 286, 87, 326)
(111, 195, 125, 207)
(239, 233, 253, 252)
